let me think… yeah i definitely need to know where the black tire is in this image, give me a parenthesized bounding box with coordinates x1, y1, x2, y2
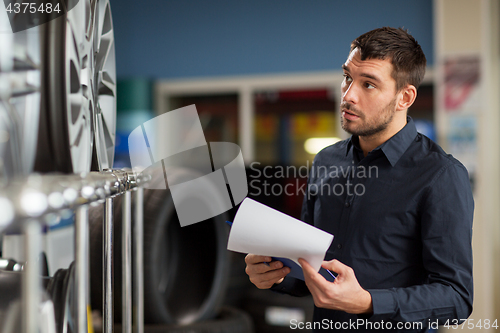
(46, 262, 76, 333)
(89, 195, 120, 319)
(46, 267, 66, 323)
(43, 2, 90, 174)
(90, 169, 231, 325)
(109, 307, 253, 333)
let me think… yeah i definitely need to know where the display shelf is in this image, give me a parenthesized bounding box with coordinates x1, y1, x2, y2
(0, 169, 149, 333)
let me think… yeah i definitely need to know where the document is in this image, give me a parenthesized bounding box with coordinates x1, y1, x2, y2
(227, 198, 334, 278)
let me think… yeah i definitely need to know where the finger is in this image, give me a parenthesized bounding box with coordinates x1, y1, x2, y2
(299, 258, 330, 291)
(245, 254, 272, 265)
(298, 258, 319, 279)
(298, 258, 321, 285)
(321, 259, 351, 276)
(246, 260, 284, 278)
(251, 266, 290, 289)
(297, 260, 323, 300)
(253, 260, 284, 274)
(260, 266, 291, 284)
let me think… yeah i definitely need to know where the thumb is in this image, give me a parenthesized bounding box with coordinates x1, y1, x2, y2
(298, 258, 314, 272)
(298, 258, 320, 278)
(322, 259, 350, 275)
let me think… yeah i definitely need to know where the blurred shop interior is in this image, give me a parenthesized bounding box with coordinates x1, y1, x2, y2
(109, 0, 500, 331)
(100, 2, 500, 333)
(1, 0, 499, 332)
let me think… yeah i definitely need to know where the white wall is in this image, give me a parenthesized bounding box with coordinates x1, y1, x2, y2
(434, 0, 500, 330)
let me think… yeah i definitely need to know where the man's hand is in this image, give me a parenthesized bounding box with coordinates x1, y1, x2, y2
(299, 258, 373, 314)
(245, 254, 291, 289)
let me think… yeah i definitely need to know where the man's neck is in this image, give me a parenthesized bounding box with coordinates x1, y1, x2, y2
(358, 115, 407, 156)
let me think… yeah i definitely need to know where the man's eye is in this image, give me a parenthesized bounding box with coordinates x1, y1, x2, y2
(343, 74, 352, 83)
(364, 82, 375, 89)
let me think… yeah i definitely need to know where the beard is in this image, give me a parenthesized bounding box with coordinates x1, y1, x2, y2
(340, 97, 397, 137)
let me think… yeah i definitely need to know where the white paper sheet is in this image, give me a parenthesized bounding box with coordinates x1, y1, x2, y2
(227, 198, 334, 273)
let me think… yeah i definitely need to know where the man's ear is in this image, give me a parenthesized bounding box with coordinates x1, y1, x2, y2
(396, 85, 417, 111)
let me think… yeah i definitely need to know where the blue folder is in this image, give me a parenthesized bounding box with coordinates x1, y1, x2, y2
(272, 256, 336, 282)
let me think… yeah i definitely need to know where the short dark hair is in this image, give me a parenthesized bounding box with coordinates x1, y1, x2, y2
(350, 27, 427, 91)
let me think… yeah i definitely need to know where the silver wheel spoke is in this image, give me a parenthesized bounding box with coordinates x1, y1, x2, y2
(99, 71, 115, 96)
(69, 93, 83, 129)
(96, 112, 109, 167)
(93, 0, 116, 170)
(65, 17, 92, 174)
(99, 96, 115, 128)
(96, 30, 113, 72)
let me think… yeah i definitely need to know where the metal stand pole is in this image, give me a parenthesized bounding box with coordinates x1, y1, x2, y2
(75, 205, 89, 333)
(103, 197, 114, 333)
(22, 220, 41, 333)
(122, 191, 132, 333)
(133, 188, 144, 333)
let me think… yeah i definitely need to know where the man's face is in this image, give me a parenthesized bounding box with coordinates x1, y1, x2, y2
(340, 48, 399, 137)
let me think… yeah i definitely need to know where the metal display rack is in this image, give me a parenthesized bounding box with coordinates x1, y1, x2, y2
(0, 169, 150, 333)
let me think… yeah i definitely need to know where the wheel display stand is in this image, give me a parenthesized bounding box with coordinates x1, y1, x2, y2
(0, 169, 150, 333)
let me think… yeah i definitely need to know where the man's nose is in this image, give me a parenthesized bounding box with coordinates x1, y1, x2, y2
(342, 82, 359, 105)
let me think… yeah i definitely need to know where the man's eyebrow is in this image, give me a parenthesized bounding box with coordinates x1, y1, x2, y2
(360, 73, 382, 82)
(342, 64, 382, 83)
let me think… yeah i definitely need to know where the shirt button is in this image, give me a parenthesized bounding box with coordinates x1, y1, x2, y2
(337, 243, 343, 249)
(345, 202, 350, 208)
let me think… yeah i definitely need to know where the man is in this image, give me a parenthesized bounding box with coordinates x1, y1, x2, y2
(245, 27, 474, 332)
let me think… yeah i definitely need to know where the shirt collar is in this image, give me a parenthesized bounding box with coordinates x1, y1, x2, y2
(345, 116, 418, 167)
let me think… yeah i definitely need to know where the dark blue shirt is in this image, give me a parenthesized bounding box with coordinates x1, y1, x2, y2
(271, 117, 474, 332)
